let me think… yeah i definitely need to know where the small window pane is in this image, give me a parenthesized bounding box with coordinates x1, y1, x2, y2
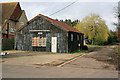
(10, 28, 14, 32)
(20, 22, 24, 26)
(32, 36, 46, 47)
(81, 35, 83, 41)
(77, 35, 79, 40)
(71, 34, 73, 41)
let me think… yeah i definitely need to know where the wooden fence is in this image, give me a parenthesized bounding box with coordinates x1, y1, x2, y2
(2, 38, 14, 50)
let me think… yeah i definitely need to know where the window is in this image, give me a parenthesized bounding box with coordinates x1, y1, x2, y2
(32, 36, 46, 47)
(10, 28, 14, 32)
(32, 37, 39, 46)
(39, 37, 46, 47)
(81, 35, 83, 41)
(20, 22, 24, 26)
(71, 34, 73, 41)
(77, 34, 79, 40)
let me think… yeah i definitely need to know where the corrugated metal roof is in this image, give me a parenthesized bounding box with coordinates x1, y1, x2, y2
(18, 14, 83, 34)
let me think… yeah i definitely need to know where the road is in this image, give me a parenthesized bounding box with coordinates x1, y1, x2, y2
(2, 45, 119, 78)
(2, 64, 118, 78)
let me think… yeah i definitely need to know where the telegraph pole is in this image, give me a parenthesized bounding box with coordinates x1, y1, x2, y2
(0, 25, 2, 80)
(0, 25, 1, 52)
(0, 3, 2, 80)
(0, 8, 1, 52)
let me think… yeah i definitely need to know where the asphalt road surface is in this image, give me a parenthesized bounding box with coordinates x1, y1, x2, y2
(2, 64, 118, 78)
(2, 45, 119, 78)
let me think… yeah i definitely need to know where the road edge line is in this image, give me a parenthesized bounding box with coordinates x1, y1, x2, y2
(57, 54, 86, 67)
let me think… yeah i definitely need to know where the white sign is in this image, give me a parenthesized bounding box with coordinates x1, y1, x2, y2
(78, 44, 81, 46)
(38, 32, 43, 34)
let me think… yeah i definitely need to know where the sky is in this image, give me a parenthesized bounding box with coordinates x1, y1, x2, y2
(1, 0, 120, 31)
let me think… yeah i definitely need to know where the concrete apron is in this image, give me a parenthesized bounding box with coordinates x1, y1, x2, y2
(2, 53, 83, 67)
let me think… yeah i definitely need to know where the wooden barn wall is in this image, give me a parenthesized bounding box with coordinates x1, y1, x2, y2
(46, 33, 68, 53)
(15, 34, 22, 50)
(68, 32, 84, 53)
(16, 16, 68, 53)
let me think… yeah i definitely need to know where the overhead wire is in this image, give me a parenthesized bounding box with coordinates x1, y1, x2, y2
(49, 0, 79, 16)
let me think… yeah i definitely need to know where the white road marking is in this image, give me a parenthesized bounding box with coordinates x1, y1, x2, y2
(57, 54, 86, 67)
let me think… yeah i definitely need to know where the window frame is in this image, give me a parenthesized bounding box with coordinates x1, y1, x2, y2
(20, 22, 24, 26)
(39, 36, 46, 47)
(77, 34, 79, 41)
(81, 35, 83, 41)
(32, 33, 46, 47)
(71, 33, 73, 41)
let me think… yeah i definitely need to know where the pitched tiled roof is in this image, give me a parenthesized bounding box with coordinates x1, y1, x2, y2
(0, 2, 22, 24)
(18, 14, 83, 34)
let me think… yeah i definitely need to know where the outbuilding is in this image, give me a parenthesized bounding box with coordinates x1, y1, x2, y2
(0, 2, 28, 38)
(15, 14, 84, 53)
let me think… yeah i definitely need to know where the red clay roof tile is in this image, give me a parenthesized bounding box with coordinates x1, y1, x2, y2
(18, 14, 83, 34)
(0, 2, 21, 22)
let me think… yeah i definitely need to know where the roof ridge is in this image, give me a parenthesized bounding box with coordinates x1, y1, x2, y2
(18, 14, 83, 34)
(0, 2, 19, 4)
(38, 14, 80, 32)
(38, 14, 55, 22)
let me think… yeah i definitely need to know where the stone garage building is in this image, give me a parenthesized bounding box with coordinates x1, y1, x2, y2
(15, 14, 84, 53)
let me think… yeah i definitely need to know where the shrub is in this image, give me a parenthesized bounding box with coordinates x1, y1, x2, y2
(104, 30, 118, 45)
(114, 46, 120, 71)
(94, 34, 106, 45)
(107, 34, 118, 44)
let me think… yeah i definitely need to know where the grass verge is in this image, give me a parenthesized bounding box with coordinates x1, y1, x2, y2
(4, 50, 54, 54)
(86, 45, 105, 47)
(113, 45, 120, 71)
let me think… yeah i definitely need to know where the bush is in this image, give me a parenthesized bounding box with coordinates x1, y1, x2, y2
(114, 46, 120, 71)
(94, 34, 106, 45)
(107, 35, 118, 44)
(104, 30, 118, 45)
(94, 30, 118, 45)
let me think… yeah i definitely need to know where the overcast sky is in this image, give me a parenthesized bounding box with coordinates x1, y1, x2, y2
(1, 0, 119, 31)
